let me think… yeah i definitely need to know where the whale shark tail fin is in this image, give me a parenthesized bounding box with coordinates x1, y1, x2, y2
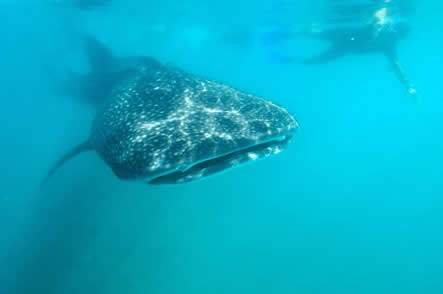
(41, 140, 93, 186)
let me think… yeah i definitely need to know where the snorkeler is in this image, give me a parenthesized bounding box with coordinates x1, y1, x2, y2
(299, 20, 417, 98)
(280, 4, 418, 100)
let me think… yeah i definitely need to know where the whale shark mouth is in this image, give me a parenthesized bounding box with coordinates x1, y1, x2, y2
(149, 135, 293, 184)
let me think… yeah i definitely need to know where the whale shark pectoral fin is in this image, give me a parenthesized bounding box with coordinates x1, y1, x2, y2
(41, 140, 93, 186)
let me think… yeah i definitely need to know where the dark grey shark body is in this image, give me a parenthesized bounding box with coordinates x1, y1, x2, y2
(44, 39, 298, 185)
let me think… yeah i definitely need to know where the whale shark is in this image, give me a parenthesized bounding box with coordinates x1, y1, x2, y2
(43, 37, 298, 185)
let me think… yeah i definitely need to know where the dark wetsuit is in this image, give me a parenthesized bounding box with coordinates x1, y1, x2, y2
(301, 22, 400, 64)
(299, 20, 418, 99)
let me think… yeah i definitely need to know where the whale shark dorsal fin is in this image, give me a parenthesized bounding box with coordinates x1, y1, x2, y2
(66, 36, 130, 107)
(84, 35, 116, 74)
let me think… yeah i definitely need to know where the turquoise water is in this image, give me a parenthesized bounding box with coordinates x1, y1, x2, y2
(1, 0, 443, 293)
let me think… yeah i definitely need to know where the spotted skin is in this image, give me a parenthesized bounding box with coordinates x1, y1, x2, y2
(88, 57, 298, 184)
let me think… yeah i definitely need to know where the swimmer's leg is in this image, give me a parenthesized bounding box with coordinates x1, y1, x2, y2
(385, 51, 420, 102)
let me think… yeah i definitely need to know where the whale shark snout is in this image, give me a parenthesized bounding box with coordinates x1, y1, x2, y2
(90, 57, 298, 184)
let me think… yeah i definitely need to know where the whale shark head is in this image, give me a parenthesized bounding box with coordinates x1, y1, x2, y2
(91, 57, 298, 184)
(43, 38, 298, 186)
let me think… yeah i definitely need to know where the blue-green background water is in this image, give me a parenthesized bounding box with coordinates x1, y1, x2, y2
(1, 0, 443, 293)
